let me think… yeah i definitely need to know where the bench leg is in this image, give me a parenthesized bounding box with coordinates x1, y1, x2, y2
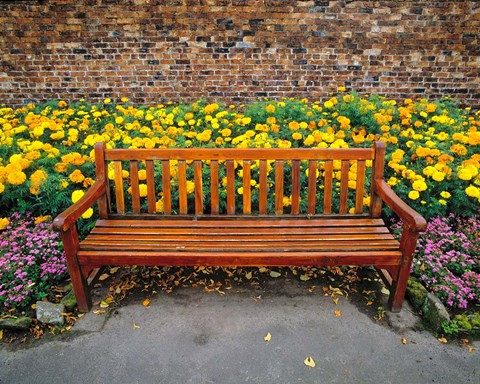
(388, 226, 419, 312)
(388, 265, 409, 312)
(62, 227, 92, 312)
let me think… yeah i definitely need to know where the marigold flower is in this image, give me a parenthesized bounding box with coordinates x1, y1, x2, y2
(7, 171, 27, 185)
(0, 217, 9, 230)
(82, 208, 94, 219)
(465, 185, 479, 198)
(408, 190, 420, 200)
(412, 180, 428, 192)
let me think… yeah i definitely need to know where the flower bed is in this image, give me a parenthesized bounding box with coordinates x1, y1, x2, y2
(0, 92, 479, 314)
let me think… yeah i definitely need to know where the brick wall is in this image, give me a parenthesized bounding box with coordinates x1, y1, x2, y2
(0, 0, 478, 107)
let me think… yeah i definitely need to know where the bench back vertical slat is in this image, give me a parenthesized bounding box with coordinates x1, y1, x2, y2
(259, 159, 268, 215)
(339, 160, 350, 214)
(162, 160, 172, 214)
(242, 160, 251, 214)
(146, 160, 156, 213)
(178, 160, 188, 214)
(113, 161, 125, 214)
(307, 160, 317, 215)
(94, 142, 109, 218)
(129, 160, 141, 214)
(323, 160, 333, 214)
(291, 159, 301, 215)
(370, 141, 386, 217)
(226, 160, 235, 214)
(210, 160, 220, 215)
(275, 160, 284, 215)
(194, 160, 203, 215)
(355, 160, 367, 214)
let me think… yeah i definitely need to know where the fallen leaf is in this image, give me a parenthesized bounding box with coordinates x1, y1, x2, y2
(334, 310, 342, 317)
(419, 263, 426, 272)
(468, 347, 478, 353)
(0, 330, 3, 340)
(99, 301, 109, 308)
(300, 274, 310, 281)
(264, 332, 272, 343)
(109, 267, 120, 274)
(333, 297, 339, 305)
(93, 310, 106, 315)
(380, 287, 390, 295)
(99, 273, 110, 281)
(143, 298, 151, 307)
(438, 337, 448, 344)
(245, 271, 253, 280)
(366, 301, 374, 306)
(104, 295, 115, 304)
(133, 323, 140, 329)
(304, 356, 316, 368)
(270, 271, 281, 278)
(31, 303, 37, 310)
(258, 267, 268, 273)
(402, 337, 407, 345)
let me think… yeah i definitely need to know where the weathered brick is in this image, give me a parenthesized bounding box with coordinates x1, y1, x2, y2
(0, 0, 477, 107)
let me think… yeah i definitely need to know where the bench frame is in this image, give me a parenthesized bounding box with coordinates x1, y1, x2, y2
(53, 142, 426, 313)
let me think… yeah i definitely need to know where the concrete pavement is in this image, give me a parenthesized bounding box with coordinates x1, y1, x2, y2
(1, 279, 478, 384)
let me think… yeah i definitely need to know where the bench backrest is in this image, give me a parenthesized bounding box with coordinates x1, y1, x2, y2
(93, 142, 386, 218)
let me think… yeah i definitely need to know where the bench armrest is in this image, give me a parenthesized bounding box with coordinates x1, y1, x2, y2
(53, 180, 107, 232)
(374, 179, 427, 233)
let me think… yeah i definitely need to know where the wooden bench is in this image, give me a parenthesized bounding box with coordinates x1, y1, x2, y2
(53, 141, 426, 313)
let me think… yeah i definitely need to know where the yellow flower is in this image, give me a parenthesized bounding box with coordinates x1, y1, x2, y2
(431, 171, 445, 182)
(438, 199, 447, 206)
(265, 104, 275, 113)
(337, 86, 346, 92)
(115, 116, 124, 125)
(58, 100, 67, 108)
(186, 180, 195, 194)
(35, 215, 51, 224)
(237, 187, 244, 195)
(440, 191, 451, 199)
(0, 183, 4, 194)
(82, 208, 94, 219)
(465, 185, 480, 198)
(292, 132, 302, 140)
(139, 184, 148, 197)
(7, 171, 27, 185)
(0, 217, 9, 230)
(408, 190, 420, 200)
(289, 121, 300, 130)
(387, 177, 399, 186)
(69, 169, 85, 183)
(71, 189, 85, 203)
(412, 180, 427, 192)
(155, 199, 164, 213)
(103, 98, 111, 104)
(458, 167, 474, 181)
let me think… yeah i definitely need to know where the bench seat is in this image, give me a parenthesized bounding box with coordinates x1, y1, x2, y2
(79, 217, 401, 266)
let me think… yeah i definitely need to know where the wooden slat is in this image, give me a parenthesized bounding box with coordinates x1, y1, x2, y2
(226, 160, 235, 215)
(162, 160, 171, 214)
(129, 161, 140, 214)
(78, 250, 401, 268)
(307, 160, 317, 215)
(94, 217, 387, 228)
(323, 160, 333, 214)
(355, 160, 366, 214)
(210, 161, 220, 215)
(259, 159, 268, 215)
(105, 147, 375, 161)
(113, 161, 125, 214)
(94, 142, 109, 218)
(91, 224, 391, 235)
(339, 160, 349, 214)
(146, 160, 156, 214)
(194, 160, 203, 215)
(178, 160, 188, 214)
(275, 160, 284, 215)
(291, 159, 300, 215)
(243, 160, 251, 214)
(370, 141, 386, 217)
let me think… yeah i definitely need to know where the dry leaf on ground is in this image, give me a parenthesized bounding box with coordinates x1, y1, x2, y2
(304, 356, 316, 368)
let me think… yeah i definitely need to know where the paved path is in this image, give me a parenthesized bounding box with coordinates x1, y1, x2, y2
(1, 280, 478, 384)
